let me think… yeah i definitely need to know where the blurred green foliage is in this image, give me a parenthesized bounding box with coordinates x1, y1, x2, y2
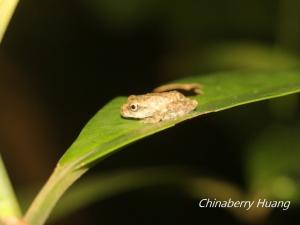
(246, 124, 300, 201)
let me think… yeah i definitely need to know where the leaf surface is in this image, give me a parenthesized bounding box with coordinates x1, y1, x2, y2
(59, 72, 300, 167)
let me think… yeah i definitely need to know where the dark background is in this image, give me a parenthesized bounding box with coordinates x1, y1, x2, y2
(1, 0, 300, 224)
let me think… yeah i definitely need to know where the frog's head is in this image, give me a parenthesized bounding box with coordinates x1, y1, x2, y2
(120, 95, 154, 119)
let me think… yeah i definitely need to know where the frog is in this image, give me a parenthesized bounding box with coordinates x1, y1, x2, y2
(120, 90, 198, 123)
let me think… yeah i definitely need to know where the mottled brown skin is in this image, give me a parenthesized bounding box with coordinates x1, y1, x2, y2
(120, 90, 198, 123)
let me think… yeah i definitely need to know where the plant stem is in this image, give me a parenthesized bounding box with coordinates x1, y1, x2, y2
(0, 0, 19, 44)
(0, 155, 21, 219)
(23, 164, 87, 225)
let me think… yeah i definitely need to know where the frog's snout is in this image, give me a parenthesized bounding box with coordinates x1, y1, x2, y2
(120, 104, 128, 117)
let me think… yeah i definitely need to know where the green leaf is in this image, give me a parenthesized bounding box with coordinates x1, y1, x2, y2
(0, 155, 21, 220)
(24, 71, 300, 225)
(0, 0, 21, 223)
(0, 0, 19, 44)
(59, 71, 300, 167)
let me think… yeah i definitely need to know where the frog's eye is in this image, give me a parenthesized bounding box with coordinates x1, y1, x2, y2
(129, 103, 139, 112)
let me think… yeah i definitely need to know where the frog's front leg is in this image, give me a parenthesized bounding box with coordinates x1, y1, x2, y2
(142, 111, 165, 123)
